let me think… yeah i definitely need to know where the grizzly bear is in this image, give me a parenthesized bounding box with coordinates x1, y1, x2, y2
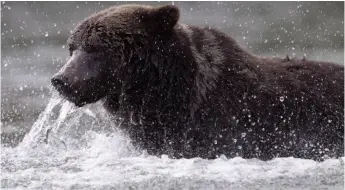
(51, 4, 344, 161)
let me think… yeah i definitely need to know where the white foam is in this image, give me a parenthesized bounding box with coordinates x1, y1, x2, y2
(1, 95, 344, 189)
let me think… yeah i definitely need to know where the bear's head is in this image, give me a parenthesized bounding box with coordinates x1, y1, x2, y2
(51, 4, 180, 107)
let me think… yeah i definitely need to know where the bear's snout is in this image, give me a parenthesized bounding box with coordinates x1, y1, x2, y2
(51, 75, 72, 94)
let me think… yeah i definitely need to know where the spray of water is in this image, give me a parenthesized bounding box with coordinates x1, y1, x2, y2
(1, 90, 344, 189)
(17, 90, 139, 158)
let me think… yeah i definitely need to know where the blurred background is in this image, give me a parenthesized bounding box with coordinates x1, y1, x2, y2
(1, 1, 344, 147)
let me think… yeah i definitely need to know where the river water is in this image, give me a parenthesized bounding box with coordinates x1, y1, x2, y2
(1, 2, 344, 189)
(2, 92, 344, 189)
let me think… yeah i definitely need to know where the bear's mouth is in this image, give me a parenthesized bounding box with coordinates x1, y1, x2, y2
(51, 80, 87, 107)
(58, 92, 89, 107)
(63, 95, 88, 107)
(56, 89, 87, 107)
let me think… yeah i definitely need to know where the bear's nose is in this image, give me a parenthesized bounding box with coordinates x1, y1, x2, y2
(51, 76, 69, 89)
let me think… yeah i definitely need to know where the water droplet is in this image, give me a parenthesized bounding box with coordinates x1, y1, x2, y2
(280, 96, 284, 102)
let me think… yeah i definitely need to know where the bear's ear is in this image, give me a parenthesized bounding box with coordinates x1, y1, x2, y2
(149, 5, 180, 32)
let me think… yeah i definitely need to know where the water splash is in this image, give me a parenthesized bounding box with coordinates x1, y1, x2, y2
(19, 91, 63, 148)
(16, 90, 138, 157)
(1, 92, 344, 189)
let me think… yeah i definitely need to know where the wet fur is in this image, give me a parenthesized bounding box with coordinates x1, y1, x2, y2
(53, 4, 344, 161)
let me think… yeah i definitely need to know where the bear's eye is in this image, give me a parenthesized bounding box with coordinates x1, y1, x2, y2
(84, 45, 100, 54)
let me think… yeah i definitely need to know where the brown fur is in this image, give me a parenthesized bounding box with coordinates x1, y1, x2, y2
(52, 4, 344, 161)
